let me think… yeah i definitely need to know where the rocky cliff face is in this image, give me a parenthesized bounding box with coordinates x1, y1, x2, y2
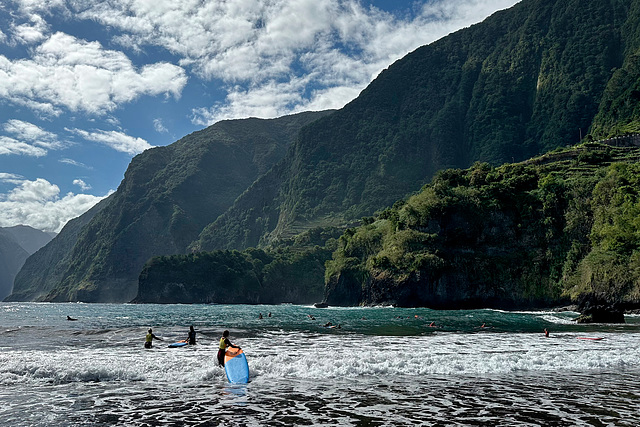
(323, 141, 640, 311)
(11, 0, 640, 307)
(134, 246, 330, 304)
(9, 112, 330, 302)
(196, 0, 638, 252)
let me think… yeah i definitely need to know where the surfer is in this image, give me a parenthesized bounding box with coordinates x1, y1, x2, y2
(144, 328, 163, 349)
(259, 313, 263, 319)
(218, 330, 240, 367)
(544, 328, 549, 338)
(187, 325, 197, 345)
(66, 315, 77, 321)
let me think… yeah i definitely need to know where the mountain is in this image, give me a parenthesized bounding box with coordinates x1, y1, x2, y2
(0, 225, 56, 300)
(5, 198, 110, 302)
(8, 111, 331, 302)
(3, 225, 56, 254)
(322, 136, 640, 312)
(11, 0, 640, 304)
(193, 0, 639, 253)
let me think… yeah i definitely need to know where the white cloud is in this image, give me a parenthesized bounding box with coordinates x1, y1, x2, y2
(153, 118, 168, 133)
(4, 119, 63, 150)
(67, 127, 153, 155)
(12, 13, 49, 45)
(0, 119, 66, 157)
(60, 158, 92, 169)
(0, 136, 47, 156)
(0, 173, 25, 184)
(0, 32, 188, 116)
(4, 0, 520, 124)
(0, 176, 108, 232)
(66, 0, 518, 125)
(73, 178, 91, 190)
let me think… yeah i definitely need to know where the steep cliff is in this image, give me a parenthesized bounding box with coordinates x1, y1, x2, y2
(196, 0, 637, 252)
(9, 112, 329, 302)
(324, 138, 640, 310)
(6, 198, 110, 301)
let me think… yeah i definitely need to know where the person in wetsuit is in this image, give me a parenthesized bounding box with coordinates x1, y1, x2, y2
(144, 328, 163, 349)
(217, 330, 240, 366)
(187, 325, 196, 345)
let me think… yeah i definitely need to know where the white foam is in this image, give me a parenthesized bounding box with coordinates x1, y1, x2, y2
(2, 329, 640, 386)
(245, 332, 640, 379)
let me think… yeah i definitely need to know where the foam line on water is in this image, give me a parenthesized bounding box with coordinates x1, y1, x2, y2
(246, 332, 640, 379)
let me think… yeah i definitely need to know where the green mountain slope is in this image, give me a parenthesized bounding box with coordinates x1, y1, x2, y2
(9, 112, 330, 303)
(13, 0, 640, 305)
(196, 0, 638, 252)
(323, 137, 640, 310)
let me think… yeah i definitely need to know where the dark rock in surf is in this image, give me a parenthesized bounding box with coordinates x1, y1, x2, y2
(575, 294, 625, 324)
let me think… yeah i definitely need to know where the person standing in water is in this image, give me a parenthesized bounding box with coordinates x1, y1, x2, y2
(187, 325, 197, 345)
(144, 328, 163, 349)
(217, 330, 240, 367)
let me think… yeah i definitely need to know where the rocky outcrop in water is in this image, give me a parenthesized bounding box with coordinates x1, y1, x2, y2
(575, 294, 626, 323)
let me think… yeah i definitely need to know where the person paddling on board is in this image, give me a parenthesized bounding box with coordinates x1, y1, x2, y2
(67, 315, 77, 321)
(218, 330, 240, 367)
(186, 325, 197, 345)
(144, 328, 163, 349)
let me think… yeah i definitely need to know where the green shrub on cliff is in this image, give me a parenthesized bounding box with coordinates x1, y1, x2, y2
(325, 143, 640, 308)
(565, 163, 640, 302)
(136, 242, 333, 304)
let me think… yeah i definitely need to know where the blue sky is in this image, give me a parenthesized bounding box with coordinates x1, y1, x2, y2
(0, 0, 519, 233)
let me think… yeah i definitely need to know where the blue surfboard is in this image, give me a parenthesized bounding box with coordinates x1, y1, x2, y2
(224, 348, 249, 383)
(168, 340, 188, 348)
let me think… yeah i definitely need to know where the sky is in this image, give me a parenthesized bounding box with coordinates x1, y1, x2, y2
(0, 0, 519, 233)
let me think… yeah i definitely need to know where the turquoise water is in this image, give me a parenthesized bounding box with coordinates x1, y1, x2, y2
(1, 303, 640, 425)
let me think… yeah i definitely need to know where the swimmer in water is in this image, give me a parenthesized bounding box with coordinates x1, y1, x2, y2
(218, 330, 240, 367)
(144, 328, 163, 349)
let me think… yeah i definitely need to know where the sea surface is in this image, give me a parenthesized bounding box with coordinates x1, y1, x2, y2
(1, 302, 639, 426)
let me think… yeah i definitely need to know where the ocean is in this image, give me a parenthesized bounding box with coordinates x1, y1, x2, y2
(1, 302, 639, 426)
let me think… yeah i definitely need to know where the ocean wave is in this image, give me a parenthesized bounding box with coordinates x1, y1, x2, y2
(246, 333, 640, 379)
(1, 332, 640, 390)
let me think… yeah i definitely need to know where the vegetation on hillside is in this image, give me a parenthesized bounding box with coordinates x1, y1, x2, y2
(199, 0, 640, 252)
(11, 0, 640, 307)
(135, 227, 342, 304)
(324, 140, 640, 309)
(11, 112, 330, 303)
